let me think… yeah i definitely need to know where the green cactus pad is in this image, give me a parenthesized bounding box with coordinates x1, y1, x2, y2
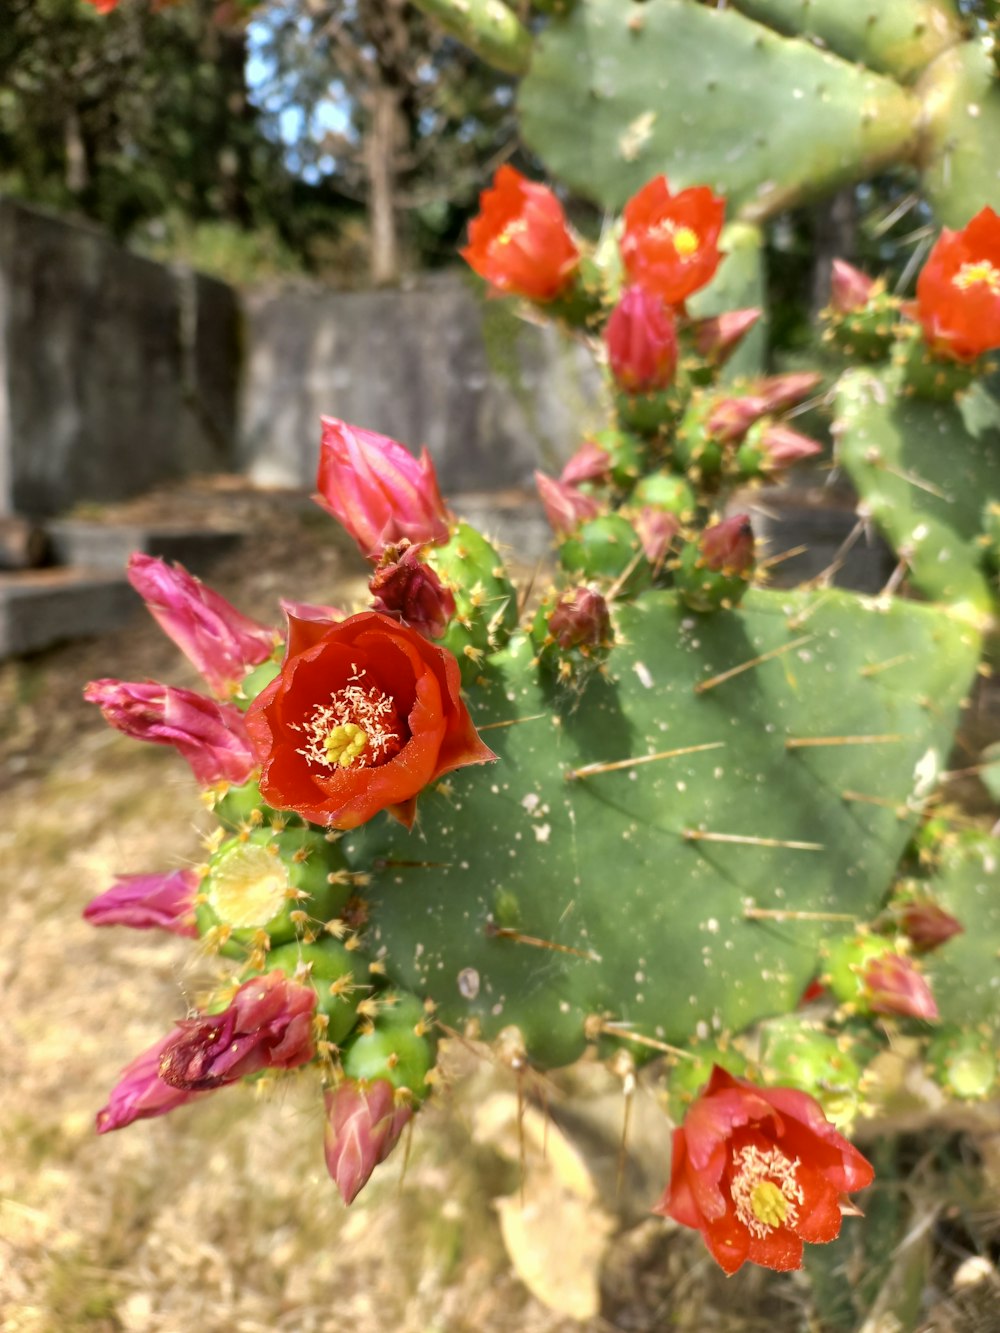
(517, 0, 920, 216)
(920, 40, 1000, 226)
(730, 0, 960, 82)
(425, 522, 519, 680)
(918, 833, 1000, 1032)
(835, 365, 1000, 614)
(407, 0, 532, 75)
(340, 587, 979, 1069)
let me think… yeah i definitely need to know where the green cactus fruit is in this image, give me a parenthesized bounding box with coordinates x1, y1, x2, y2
(892, 324, 976, 402)
(630, 470, 696, 520)
(835, 363, 1000, 614)
(926, 1026, 998, 1100)
(341, 992, 436, 1098)
(729, 0, 961, 82)
(529, 584, 614, 687)
(232, 659, 281, 711)
(665, 1043, 750, 1121)
(341, 586, 979, 1069)
(196, 827, 354, 951)
(821, 288, 901, 362)
(424, 522, 519, 680)
(756, 1014, 864, 1130)
(822, 932, 898, 1011)
(558, 513, 651, 595)
(517, 0, 920, 215)
(920, 40, 1000, 226)
(265, 939, 365, 1043)
(588, 427, 649, 489)
(674, 515, 755, 613)
(209, 776, 291, 832)
(674, 398, 727, 481)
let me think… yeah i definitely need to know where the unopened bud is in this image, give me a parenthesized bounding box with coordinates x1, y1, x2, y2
(548, 585, 611, 650)
(700, 514, 755, 574)
(691, 307, 761, 363)
(830, 259, 876, 315)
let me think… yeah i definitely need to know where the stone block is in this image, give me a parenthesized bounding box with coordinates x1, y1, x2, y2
(46, 520, 243, 574)
(0, 567, 138, 657)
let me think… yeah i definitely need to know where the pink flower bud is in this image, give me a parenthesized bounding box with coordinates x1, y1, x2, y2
(700, 515, 754, 574)
(83, 678, 256, 786)
(863, 953, 939, 1021)
(751, 423, 823, 469)
(323, 1078, 413, 1204)
(633, 507, 680, 568)
(605, 285, 679, 393)
(158, 972, 317, 1091)
(83, 869, 199, 937)
(535, 470, 601, 536)
(127, 554, 277, 697)
(691, 308, 762, 363)
(560, 441, 611, 488)
(369, 541, 456, 640)
(705, 394, 770, 443)
(548, 586, 611, 650)
(752, 371, 823, 414)
(315, 418, 451, 558)
(830, 259, 876, 315)
(899, 901, 963, 954)
(96, 1032, 206, 1134)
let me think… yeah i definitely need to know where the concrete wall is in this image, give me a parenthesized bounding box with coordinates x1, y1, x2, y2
(0, 199, 240, 518)
(239, 273, 605, 493)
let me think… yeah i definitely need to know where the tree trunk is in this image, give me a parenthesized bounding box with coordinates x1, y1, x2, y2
(367, 83, 402, 286)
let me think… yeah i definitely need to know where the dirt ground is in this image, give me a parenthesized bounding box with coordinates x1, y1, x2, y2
(1, 481, 998, 1333)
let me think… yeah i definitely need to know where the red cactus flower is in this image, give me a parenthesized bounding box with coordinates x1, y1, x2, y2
(96, 1032, 207, 1134)
(315, 418, 451, 559)
(128, 554, 277, 697)
(691, 308, 761, 363)
(461, 165, 580, 302)
(863, 953, 939, 1021)
(605, 285, 679, 393)
(245, 609, 495, 830)
(620, 177, 725, 305)
(654, 1065, 874, 1274)
(83, 869, 199, 937)
(898, 900, 963, 954)
(916, 207, 1000, 362)
(369, 541, 456, 641)
(84, 0, 121, 11)
(535, 470, 601, 536)
(84, 678, 256, 786)
(158, 972, 317, 1091)
(323, 1079, 413, 1204)
(829, 259, 877, 314)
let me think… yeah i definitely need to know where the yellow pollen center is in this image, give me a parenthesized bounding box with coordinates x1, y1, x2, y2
(324, 722, 368, 768)
(497, 219, 527, 248)
(673, 226, 700, 258)
(750, 1180, 789, 1228)
(953, 260, 1000, 293)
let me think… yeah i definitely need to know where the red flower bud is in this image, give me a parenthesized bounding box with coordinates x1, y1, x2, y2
(829, 259, 876, 314)
(128, 554, 277, 697)
(916, 207, 1000, 362)
(83, 869, 199, 937)
(547, 586, 611, 650)
(898, 900, 963, 953)
(620, 176, 725, 305)
(461, 165, 580, 302)
(369, 541, 456, 641)
(84, 678, 256, 786)
(158, 972, 317, 1091)
(749, 423, 823, 470)
(245, 610, 495, 830)
(605, 285, 679, 393)
(323, 1079, 413, 1204)
(633, 507, 680, 568)
(655, 1065, 874, 1274)
(315, 418, 451, 559)
(700, 515, 754, 574)
(691, 308, 762, 363)
(705, 395, 769, 444)
(559, 441, 612, 488)
(752, 371, 824, 414)
(535, 470, 601, 536)
(862, 953, 939, 1021)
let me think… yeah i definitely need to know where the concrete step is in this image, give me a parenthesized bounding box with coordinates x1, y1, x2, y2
(0, 565, 137, 657)
(46, 519, 243, 574)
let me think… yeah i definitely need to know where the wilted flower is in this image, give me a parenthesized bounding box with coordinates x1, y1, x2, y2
(916, 207, 1000, 361)
(605, 285, 679, 393)
(315, 418, 451, 558)
(83, 869, 199, 936)
(323, 1079, 413, 1204)
(369, 541, 456, 640)
(128, 553, 277, 697)
(245, 610, 495, 829)
(158, 972, 317, 1091)
(620, 176, 725, 305)
(96, 1032, 206, 1134)
(535, 470, 601, 536)
(654, 1064, 874, 1274)
(461, 165, 580, 302)
(83, 678, 256, 786)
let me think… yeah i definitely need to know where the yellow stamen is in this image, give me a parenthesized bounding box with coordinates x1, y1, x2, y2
(324, 722, 368, 768)
(953, 260, 1000, 294)
(673, 225, 699, 257)
(751, 1180, 789, 1228)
